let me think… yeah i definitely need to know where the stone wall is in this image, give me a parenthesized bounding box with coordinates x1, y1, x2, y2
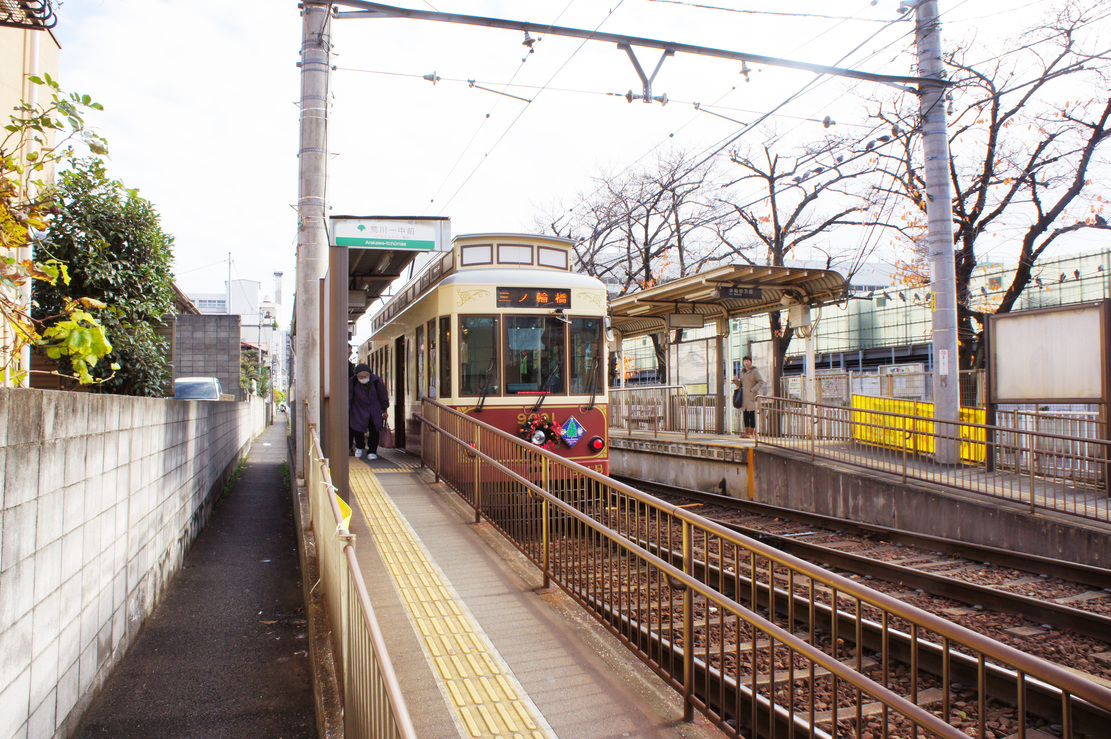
(0, 389, 267, 739)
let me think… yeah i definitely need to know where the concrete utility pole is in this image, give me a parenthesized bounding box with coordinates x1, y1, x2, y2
(295, 1, 331, 478)
(916, 0, 960, 463)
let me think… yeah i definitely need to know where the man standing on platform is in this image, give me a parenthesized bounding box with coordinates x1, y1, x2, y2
(349, 363, 389, 460)
(732, 355, 765, 438)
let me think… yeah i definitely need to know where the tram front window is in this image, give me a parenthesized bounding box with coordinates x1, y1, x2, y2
(569, 317, 603, 394)
(505, 316, 564, 395)
(460, 316, 499, 396)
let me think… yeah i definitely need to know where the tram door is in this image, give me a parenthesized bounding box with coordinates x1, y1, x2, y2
(394, 336, 406, 448)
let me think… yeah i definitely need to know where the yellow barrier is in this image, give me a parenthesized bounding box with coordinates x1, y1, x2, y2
(850, 395, 987, 463)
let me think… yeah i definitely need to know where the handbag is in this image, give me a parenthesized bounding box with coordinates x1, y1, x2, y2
(732, 387, 744, 409)
(378, 419, 395, 449)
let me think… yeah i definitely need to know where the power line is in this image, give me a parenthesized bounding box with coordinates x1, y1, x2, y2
(646, 0, 901, 23)
(435, 2, 628, 215)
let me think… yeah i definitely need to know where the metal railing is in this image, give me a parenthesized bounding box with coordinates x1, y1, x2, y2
(610, 384, 691, 437)
(418, 397, 1111, 738)
(758, 396, 1111, 524)
(780, 370, 986, 409)
(304, 413, 416, 739)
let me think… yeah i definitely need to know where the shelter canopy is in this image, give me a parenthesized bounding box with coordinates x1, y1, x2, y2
(609, 264, 848, 338)
(338, 215, 451, 321)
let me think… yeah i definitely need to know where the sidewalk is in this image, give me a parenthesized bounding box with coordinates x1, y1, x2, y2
(76, 417, 316, 738)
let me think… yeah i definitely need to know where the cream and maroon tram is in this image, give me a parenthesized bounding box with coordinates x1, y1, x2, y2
(361, 233, 610, 474)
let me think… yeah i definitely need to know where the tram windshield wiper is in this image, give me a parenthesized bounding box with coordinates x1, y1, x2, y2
(476, 356, 496, 412)
(584, 355, 602, 411)
(530, 370, 558, 414)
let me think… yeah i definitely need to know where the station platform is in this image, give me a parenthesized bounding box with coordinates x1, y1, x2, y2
(345, 448, 722, 739)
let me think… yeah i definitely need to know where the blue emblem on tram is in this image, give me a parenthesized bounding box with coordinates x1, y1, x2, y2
(561, 416, 585, 448)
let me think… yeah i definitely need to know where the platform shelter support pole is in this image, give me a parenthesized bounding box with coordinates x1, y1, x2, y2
(715, 322, 727, 434)
(327, 243, 350, 498)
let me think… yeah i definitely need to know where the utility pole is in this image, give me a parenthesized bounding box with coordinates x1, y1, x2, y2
(295, 1, 331, 478)
(916, 0, 960, 463)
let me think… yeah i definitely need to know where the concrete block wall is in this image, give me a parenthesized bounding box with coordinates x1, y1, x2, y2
(173, 314, 243, 401)
(0, 389, 267, 739)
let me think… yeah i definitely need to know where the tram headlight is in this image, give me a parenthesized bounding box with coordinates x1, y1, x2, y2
(530, 429, 548, 445)
(588, 436, 606, 453)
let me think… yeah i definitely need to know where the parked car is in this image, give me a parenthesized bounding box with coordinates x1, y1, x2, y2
(173, 376, 227, 400)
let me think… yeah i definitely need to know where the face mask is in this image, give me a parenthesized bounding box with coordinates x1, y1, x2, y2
(358, 377, 370, 384)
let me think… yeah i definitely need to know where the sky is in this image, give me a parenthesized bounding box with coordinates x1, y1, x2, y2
(51, 0, 1104, 331)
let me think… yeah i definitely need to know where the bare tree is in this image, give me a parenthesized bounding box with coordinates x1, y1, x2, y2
(719, 133, 897, 394)
(540, 150, 729, 381)
(872, 0, 1111, 367)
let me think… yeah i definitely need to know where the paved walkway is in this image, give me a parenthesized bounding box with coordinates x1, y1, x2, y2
(347, 448, 723, 739)
(76, 418, 315, 738)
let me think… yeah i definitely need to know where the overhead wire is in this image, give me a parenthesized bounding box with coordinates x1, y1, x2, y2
(434, 1, 629, 215)
(557, 0, 924, 229)
(415, 0, 583, 215)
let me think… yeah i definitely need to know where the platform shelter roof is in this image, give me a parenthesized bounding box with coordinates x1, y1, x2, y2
(609, 264, 848, 338)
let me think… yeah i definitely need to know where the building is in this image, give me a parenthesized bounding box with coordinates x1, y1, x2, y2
(0, 9, 61, 387)
(187, 272, 287, 397)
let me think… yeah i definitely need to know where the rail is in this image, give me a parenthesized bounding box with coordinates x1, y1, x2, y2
(418, 398, 1111, 738)
(303, 410, 416, 739)
(609, 384, 691, 437)
(757, 396, 1111, 524)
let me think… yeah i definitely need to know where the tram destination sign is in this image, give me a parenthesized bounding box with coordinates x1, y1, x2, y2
(497, 287, 571, 308)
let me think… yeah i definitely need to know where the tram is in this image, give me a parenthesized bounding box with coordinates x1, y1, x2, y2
(360, 233, 610, 475)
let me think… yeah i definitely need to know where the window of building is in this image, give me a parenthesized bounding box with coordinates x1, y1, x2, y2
(459, 316, 499, 396)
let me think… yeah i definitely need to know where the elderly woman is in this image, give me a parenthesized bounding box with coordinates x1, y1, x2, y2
(731, 356, 765, 438)
(349, 363, 389, 460)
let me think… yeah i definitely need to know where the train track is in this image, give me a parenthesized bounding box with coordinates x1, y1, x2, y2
(615, 475, 1111, 675)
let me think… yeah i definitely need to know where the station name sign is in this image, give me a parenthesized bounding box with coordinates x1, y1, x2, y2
(714, 285, 763, 300)
(497, 287, 571, 308)
(330, 217, 448, 251)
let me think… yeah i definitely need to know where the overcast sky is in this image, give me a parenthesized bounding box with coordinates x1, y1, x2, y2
(53, 0, 1095, 329)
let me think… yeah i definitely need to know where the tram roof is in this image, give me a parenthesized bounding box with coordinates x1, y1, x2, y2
(609, 264, 848, 338)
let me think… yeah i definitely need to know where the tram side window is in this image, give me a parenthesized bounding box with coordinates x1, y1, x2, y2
(460, 316, 499, 396)
(440, 316, 451, 398)
(416, 325, 426, 399)
(504, 316, 565, 395)
(569, 317, 603, 394)
(427, 319, 437, 398)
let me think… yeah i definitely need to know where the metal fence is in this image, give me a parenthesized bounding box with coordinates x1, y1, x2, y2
(304, 416, 416, 739)
(781, 370, 986, 409)
(758, 396, 1111, 524)
(610, 384, 692, 437)
(419, 398, 1111, 738)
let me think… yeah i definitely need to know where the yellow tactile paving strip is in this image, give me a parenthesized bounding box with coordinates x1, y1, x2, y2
(350, 466, 555, 739)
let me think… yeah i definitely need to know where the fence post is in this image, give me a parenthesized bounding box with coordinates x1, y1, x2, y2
(809, 401, 815, 460)
(1028, 427, 1037, 514)
(902, 415, 909, 484)
(681, 518, 694, 722)
(474, 436, 482, 524)
(433, 406, 441, 484)
(419, 406, 426, 470)
(541, 457, 551, 589)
